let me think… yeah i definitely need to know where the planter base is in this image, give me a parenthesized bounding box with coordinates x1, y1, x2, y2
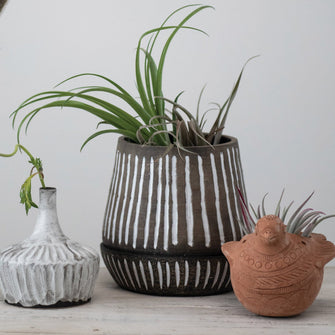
(101, 243, 232, 296)
(5, 299, 91, 308)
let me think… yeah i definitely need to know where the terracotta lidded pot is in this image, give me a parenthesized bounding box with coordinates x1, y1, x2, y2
(101, 135, 247, 296)
(0, 187, 100, 307)
(221, 215, 335, 317)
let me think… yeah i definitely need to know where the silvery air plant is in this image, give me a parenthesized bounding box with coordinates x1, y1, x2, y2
(0, 145, 99, 307)
(237, 189, 335, 237)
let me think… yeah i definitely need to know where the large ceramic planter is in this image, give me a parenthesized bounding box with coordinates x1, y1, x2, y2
(0, 188, 100, 307)
(101, 135, 247, 295)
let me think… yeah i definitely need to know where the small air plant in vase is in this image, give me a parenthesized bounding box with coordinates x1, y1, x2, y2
(221, 189, 335, 317)
(0, 145, 99, 307)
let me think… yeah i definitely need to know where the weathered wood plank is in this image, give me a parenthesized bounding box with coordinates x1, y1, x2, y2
(0, 268, 334, 335)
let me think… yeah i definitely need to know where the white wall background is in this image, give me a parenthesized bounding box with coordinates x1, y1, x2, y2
(0, 0, 334, 265)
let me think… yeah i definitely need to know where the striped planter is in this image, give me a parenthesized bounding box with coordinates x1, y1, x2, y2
(101, 135, 247, 295)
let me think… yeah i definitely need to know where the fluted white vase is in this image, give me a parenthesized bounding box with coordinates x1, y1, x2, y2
(0, 187, 100, 307)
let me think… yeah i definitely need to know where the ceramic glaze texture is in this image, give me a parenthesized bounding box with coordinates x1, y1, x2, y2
(101, 135, 247, 295)
(0, 188, 100, 307)
(221, 215, 335, 317)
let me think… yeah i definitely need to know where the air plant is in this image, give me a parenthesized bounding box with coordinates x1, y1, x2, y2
(10, 4, 255, 152)
(237, 189, 335, 237)
(0, 145, 45, 214)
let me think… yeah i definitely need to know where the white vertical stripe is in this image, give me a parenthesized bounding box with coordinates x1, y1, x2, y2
(148, 261, 155, 287)
(108, 152, 122, 240)
(104, 151, 119, 239)
(166, 263, 171, 288)
(235, 147, 248, 236)
(220, 152, 236, 241)
(218, 261, 229, 289)
(185, 156, 194, 247)
(184, 260, 189, 287)
(231, 148, 241, 193)
(225, 276, 231, 288)
(163, 155, 170, 251)
(112, 153, 126, 242)
(171, 156, 178, 245)
(117, 259, 129, 287)
(211, 261, 221, 289)
(220, 152, 237, 242)
(227, 148, 242, 238)
(197, 156, 211, 247)
(175, 261, 180, 288)
(230, 148, 242, 218)
(132, 261, 141, 289)
(228, 148, 244, 236)
(118, 154, 132, 244)
(235, 147, 247, 200)
(111, 256, 123, 286)
(210, 153, 224, 243)
(154, 158, 163, 249)
(132, 157, 146, 248)
(106, 151, 121, 240)
(139, 261, 148, 290)
(103, 193, 112, 238)
(125, 155, 138, 245)
(104, 254, 115, 282)
(157, 261, 163, 289)
(144, 157, 154, 249)
(195, 261, 201, 288)
(124, 259, 136, 289)
(203, 260, 211, 289)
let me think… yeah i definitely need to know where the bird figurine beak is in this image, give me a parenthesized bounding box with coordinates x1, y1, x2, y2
(263, 230, 277, 243)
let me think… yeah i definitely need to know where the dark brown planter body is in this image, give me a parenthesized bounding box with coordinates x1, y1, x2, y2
(101, 135, 247, 295)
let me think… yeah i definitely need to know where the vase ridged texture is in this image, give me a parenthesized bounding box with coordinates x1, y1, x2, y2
(101, 135, 247, 295)
(0, 188, 100, 307)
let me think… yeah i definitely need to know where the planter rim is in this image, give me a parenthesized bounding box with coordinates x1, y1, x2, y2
(118, 134, 238, 152)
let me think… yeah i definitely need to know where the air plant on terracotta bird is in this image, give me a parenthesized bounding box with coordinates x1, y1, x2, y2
(237, 189, 335, 237)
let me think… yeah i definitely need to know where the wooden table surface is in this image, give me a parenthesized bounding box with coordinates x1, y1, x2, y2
(0, 267, 334, 335)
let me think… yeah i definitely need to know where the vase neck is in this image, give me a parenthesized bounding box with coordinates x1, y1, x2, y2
(29, 188, 67, 243)
(39, 187, 57, 209)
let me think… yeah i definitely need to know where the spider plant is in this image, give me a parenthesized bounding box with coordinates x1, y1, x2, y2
(237, 189, 335, 237)
(0, 145, 45, 214)
(11, 4, 255, 152)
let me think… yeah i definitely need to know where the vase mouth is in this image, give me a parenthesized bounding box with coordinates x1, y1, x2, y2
(40, 187, 56, 191)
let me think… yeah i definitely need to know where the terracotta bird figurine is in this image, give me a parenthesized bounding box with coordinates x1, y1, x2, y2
(221, 215, 335, 317)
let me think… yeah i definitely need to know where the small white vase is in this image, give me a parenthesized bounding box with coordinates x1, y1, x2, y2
(0, 187, 100, 307)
